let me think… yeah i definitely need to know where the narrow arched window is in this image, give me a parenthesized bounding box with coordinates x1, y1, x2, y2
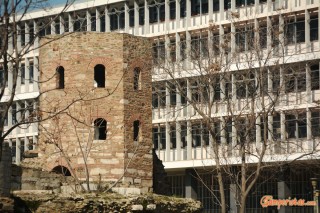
(56, 66, 64, 89)
(94, 64, 105, 88)
(133, 120, 140, 142)
(94, 118, 107, 140)
(133, 67, 141, 90)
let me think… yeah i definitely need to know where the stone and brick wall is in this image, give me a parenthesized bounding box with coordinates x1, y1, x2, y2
(0, 143, 12, 197)
(38, 32, 153, 193)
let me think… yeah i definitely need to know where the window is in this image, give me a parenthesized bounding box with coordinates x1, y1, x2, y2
(311, 64, 319, 90)
(285, 112, 307, 139)
(20, 64, 25, 85)
(56, 66, 64, 89)
(214, 121, 221, 144)
(180, 0, 186, 18)
(192, 123, 201, 147)
(273, 113, 281, 140)
(12, 103, 17, 124)
(73, 14, 87, 32)
(100, 13, 106, 32)
(213, 0, 219, 12)
(0, 67, 7, 87)
(91, 13, 96, 31)
(169, 84, 176, 106)
(170, 126, 176, 148)
(20, 25, 25, 46)
(55, 21, 60, 34)
(133, 67, 141, 90)
(285, 18, 305, 44)
(94, 64, 105, 88)
(310, 16, 318, 41)
(160, 126, 166, 149)
(29, 24, 34, 41)
(225, 118, 232, 144)
(311, 110, 320, 137)
(94, 118, 107, 140)
(139, 4, 145, 25)
(29, 63, 34, 83)
(153, 127, 159, 149)
(152, 87, 159, 108)
(285, 66, 306, 93)
(129, 7, 135, 27)
(169, 1, 176, 19)
(133, 120, 140, 142)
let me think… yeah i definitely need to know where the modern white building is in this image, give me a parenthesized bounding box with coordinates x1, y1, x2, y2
(3, 0, 320, 212)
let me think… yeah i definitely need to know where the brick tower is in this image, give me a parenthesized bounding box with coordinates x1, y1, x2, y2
(38, 32, 153, 194)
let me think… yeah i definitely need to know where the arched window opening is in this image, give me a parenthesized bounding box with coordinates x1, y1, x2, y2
(134, 67, 141, 90)
(56, 66, 64, 89)
(94, 64, 105, 88)
(94, 118, 107, 140)
(133, 120, 140, 142)
(52, 165, 71, 176)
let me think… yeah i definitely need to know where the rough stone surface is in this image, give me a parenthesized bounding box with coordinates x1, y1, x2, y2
(13, 192, 202, 213)
(38, 32, 153, 193)
(0, 143, 12, 197)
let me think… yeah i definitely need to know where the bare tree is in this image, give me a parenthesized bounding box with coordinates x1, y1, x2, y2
(0, 0, 79, 160)
(152, 12, 320, 213)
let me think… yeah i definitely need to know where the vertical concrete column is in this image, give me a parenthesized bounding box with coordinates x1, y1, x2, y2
(306, 64, 312, 103)
(231, 73, 236, 111)
(254, 0, 259, 13)
(0, 143, 12, 197)
(280, 111, 286, 141)
(60, 16, 65, 34)
(25, 22, 29, 44)
(305, 9, 311, 52)
(307, 109, 312, 141)
(165, 35, 171, 62)
(24, 57, 30, 93)
(32, 135, 37, 150)
(229, 184, 238, 213)
(219, 0, 224, 21)
(268, 114, 273, 143)
(176, 0, 181, 28)
(278, 14, 284, 53)
(157, 123, 161, 156)
(187, 120, 192, 160)
(186, 0, 191, 27)
(16, 137, 21, 165)
(8, 61, 13, 91)
(187, 78, 192, 116)
(256, 115, 261, 146)
(231, 22, 236, 55)
(221, 117, 226, 145)
(176, 121, 181, 160)
(50, 19, 55, 35)
(186, 31, 191, 69)
(105, 7, 110, 32)
(208, 0, 213, 21)
(17, 24, 21, 51)
(68, 14, 74, 32)
(33, 56, 39, 92)
(25, 135, 29, 151)
(144, 0, 150, 34)
(185, 169, 197, 199)
(16, 62, 21, 94)
(267, 16, 272, 53)
(175, 33, 181, 67)
(176, 77, 181, 116)
(87, 10, 92, 31)
(165, 0, 169, 30)
(278, 181, 292, 213)
(125, 2, 130, 33)
(32, 101, 38, 134)
(165, 122, 171, 161)
(134, 0, 139, 35)
(96, 9, 101, 32)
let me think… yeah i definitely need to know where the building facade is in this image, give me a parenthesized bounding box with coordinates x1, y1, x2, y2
(2, 0, 320, 212)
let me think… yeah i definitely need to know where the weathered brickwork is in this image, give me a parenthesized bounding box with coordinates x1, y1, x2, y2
(38, 32, 153, 193)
